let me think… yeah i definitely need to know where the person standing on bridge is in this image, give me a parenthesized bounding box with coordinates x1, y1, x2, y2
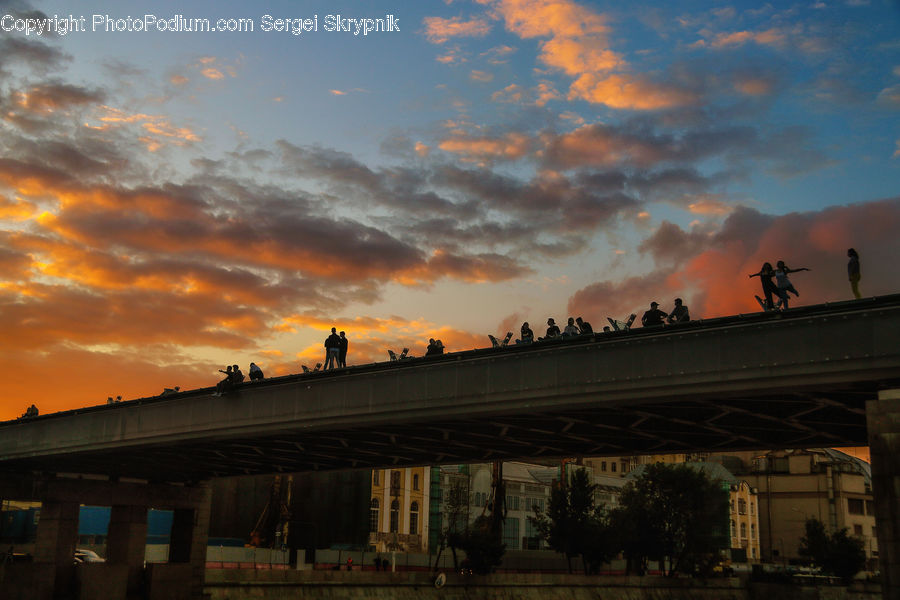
(338, 331, 349, 367)
(773, 260, 810, 309)
(749, 262, 778, 310)
(324, 327, 341, 369)
(847, 248, 861, 299)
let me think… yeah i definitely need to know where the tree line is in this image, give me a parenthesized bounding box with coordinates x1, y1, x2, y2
(434, 462, 867, 581)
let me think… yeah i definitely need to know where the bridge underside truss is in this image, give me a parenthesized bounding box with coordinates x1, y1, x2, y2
(8, 385, 874, 483)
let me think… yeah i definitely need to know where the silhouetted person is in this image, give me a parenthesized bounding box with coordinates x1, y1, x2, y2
(324, 327, 341, 369)
(249, 362, 264, 381)
(23, 404, 38, 418)
(338, 331, 348, 367)
(562, 317, 579, 337)
(425, 338, 442, 356)
(231, 364, 244, 384)
(847, 248, 861, 299)
(667, 298, 690, 323)
(215, 366, 233, 395)
(544, 318, 560, 339)
(576, 317, 593, 334)
(774, 260, 810, 309)
(749, 262, 778, 310)
(641, 302, 667, 327)
(517, 322, 534, 344)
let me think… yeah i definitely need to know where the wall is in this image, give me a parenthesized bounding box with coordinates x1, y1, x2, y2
(203, 572, 883, 600)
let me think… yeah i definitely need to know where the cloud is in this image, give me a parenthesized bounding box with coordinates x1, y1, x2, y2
(708, 28, 786, 49)
(877, 84, 900, 108)
(423, 15, 492, 43)
(568, 199, 900, 323)
(475, 0, 698, 110)
(438, 131, 532, 162)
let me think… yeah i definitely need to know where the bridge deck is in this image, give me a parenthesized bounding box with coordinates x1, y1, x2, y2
(2, 295, 899, 482)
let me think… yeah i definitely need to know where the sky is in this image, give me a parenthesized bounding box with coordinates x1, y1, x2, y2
(1, 0, 899, 424)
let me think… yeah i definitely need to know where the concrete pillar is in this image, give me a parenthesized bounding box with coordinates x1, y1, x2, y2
(33, 500, 79, 597)
(867, 389, 900, 600)
(107, 504, 148, 594)
(165, 484, 210, 599)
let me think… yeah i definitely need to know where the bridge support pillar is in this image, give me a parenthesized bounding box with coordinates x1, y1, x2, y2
(868, 389, 900, 600)
(107, 504, 148, 596)
(33, 499, 79, 598)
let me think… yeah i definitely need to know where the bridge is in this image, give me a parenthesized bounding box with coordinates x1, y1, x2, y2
(2, 295, 900, 599)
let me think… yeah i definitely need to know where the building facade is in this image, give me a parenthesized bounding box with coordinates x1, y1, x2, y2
(745, 448, 878, 569)
(369, 466, 430, 552)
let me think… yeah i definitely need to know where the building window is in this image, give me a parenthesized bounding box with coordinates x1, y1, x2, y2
(730, 499, 735, 513)
(740, 523, 747, 539)
(752, 548, 757, 558)
(369, 499, 379, 532)
(611, 463, 617, 473)
(601, 461, 606, 472)
(502, 517, 520, 550)
(848, 498, 864, 515)
(409, 501, 419, 535)
(853, 524, 863, 536)
(391, 471, 401, 495)
(865, 500, 874, 515)
(751, 523, 756, 539)
(373, 471, 380, 486)
(738, 499, 747, 515)
(413, 474, 420, 490)
(731, 520, 736, 538)
(390, 500, 399, 533)
(750, 501, 755, 516)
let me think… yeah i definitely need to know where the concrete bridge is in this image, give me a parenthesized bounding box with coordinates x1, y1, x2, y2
(2, 295, 900, 599)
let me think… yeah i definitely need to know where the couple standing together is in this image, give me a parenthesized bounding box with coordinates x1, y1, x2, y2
(324, 328, 348, 369)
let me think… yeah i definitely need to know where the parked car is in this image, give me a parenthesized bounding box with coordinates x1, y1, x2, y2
(74, 549, 105, 564)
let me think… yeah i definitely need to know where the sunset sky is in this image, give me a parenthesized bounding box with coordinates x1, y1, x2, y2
(1, 0, 899, 421)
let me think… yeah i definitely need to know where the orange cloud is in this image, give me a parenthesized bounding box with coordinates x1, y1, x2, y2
(709, 28, 786, 49)
(476, 0, 695, 110)
(423, 15, 491, 43)
(92, 106, 201, 150)
(568, 73, 698, 110)
(733, 75, 775, 96)
(438, 131, 532, 162)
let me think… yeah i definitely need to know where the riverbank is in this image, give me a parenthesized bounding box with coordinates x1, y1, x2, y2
(205, 570, 883, 600)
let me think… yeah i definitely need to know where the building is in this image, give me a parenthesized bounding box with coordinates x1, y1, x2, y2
(745, 448, 878, 569)
(369, 466, 429, 552)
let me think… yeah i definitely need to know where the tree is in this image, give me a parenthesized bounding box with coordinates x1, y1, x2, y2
(458, 515, 506, 574)
(529, 468, 613, 574)
(610, 463, 729, 577)
(432, 478, 469, 571)
(799, 518, 866, 583)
